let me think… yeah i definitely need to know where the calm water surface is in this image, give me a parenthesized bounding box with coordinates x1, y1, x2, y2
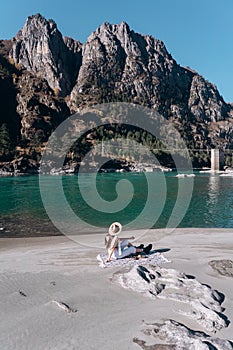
(0, 172, 233, 237)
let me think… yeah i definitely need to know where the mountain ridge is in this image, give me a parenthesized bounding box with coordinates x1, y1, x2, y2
(0, 14, 232, 173)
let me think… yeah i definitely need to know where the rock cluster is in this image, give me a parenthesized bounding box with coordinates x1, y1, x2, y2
(209, 259, 233, 277)
(112, 265, 229, 333)
(112, 264, 233, 349)
(134, 320, 233, 350)
(0, 155, 38, 175)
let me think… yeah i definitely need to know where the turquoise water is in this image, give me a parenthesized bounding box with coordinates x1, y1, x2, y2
(0, 172, 233, 237)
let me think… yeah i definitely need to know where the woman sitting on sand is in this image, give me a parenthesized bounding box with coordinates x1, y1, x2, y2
(105, 222, 152, 262)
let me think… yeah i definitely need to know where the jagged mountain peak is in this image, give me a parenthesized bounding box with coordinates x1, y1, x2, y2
(96, 21, 131, 34)
(26, 13, 56, 28)
(87, 21, 167, 54)
(10, 13, 82, 96)
(69, 18, 178, 112)
(87, 20, 132, 45)
(16, 13, 58, 39)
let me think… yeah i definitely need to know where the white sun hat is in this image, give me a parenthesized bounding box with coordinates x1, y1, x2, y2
(108, 222, 122, 236)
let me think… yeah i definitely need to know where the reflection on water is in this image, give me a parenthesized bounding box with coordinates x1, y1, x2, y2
(0, 173, 233, 236)
(205, 174, 220, 225)
(181, 174, 233, 228)
(208, 174, 220, 204)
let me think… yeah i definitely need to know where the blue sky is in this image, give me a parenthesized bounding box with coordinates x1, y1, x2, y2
(1, 0, 232, 102)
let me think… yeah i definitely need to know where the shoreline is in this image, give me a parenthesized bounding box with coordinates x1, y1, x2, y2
(0, 228, 232, 349)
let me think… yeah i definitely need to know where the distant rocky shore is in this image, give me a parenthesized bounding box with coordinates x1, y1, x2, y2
(0, 156, 173, 176)
(2, 155, 233, 176)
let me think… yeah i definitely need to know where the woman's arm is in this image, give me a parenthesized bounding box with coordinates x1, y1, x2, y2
(106, 247, 115, 262)
(118, 236, 135, 241)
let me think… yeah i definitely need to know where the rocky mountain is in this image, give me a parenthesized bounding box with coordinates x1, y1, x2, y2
(9, 14, 82, 96)
(0, 39, 70, 163)
(0, 14, 232, 173)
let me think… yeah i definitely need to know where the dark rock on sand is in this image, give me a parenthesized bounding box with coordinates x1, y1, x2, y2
(209, 260, 233, 277)
(112, 265, 230, 333)
(133, 319, 233, 350)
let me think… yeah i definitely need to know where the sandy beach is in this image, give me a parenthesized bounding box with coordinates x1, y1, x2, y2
(0, 228, 232, 349)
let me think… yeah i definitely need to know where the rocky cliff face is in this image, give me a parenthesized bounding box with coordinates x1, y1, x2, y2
(10, 14, 82, 96)
(68, 21, 233, 150)
(69, 21, 190, 111)
(0, 34, 70, 170)
(0, 14, 233, 172)
(14, 71, 70, 142)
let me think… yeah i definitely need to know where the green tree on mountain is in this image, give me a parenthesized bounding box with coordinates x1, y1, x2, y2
(0, 123, 13, 158)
